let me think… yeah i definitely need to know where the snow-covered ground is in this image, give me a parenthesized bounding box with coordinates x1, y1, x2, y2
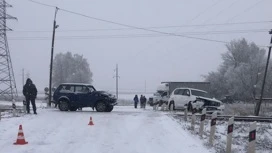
(170, 113, 272, 153)
(0, 104, 214, 153)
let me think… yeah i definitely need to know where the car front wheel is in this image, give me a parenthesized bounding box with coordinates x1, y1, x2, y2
(96, 101, 107, 112)
(106, 105, 114, 112)
(59, 100, 69, 111)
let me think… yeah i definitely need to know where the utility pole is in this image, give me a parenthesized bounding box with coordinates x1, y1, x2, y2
(22, 69, 24, 87)
(114, 64, 120, 99)
(145, 80, 146, 94)
(254, 29, 272, 116)
(48, 7, 59, 107)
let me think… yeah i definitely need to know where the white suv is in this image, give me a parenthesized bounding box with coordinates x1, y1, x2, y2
(168, 88, 224, 113)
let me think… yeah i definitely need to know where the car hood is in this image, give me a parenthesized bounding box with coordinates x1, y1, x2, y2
(196, 96, 223, 104)
(96, 91, 115, 98)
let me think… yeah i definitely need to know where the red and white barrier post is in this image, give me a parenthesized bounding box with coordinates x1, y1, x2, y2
(248, 121, 256, 153)
(199, 108, 206, 138)
(226, 117, 234, 153)
(153, 105, 156, 111)
(209, 111, 217, 145)
(12, 100, 16, 117)
(184, 107, 188, 121)
(191, 108, 197, 131)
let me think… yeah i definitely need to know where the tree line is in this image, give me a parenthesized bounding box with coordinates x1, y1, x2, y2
(52, 52, 93, 87)
(205, 38, 272, 102)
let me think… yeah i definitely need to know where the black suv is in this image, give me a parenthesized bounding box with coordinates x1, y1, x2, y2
(53, 83, 117, 112)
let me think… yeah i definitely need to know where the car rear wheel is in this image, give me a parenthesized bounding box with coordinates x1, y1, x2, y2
(105, 105, 114, 112)
(96, 101, 107, 112)
(59, 100, 69, 111)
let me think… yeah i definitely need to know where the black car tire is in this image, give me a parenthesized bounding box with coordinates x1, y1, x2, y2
(96, 101, 107, 112)
(105, 105, 114, 112)
(69, 106, 77, 111)
(59, 100, 69, 111)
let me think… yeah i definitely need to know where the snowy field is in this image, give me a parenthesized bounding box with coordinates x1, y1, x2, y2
(0, 102, 214, 153)
(170, 114, 272, 153)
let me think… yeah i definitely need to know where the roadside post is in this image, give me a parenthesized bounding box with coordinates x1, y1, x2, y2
(199, 108, 206, 138)
(23, 100, 27, 113)
(248, 121, 257, 153)
(12, 100, 16, 117)
(184, 107, 188, 121)
(191, 108, 197, 131)
(209, 111, 217, 145)
(226, 117, 234, 153)
(153, 105, 156, 110)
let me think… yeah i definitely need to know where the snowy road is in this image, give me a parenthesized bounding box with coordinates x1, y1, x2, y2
(0, 106, 213, 153)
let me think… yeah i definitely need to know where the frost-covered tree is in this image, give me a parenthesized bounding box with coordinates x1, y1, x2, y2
(52, 52, 93, 87)
(205, 38, 271, 101)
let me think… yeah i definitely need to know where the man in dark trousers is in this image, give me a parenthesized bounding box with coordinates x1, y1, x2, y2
(23, 78, 38, 114)
(140, 95, 144, 108)
(133, 95, 139, 109)
(143, 96, 147, 109)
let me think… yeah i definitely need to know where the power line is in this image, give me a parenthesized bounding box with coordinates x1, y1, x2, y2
(8, 29, 269, 40)
(226, 0, 265, 23)
(9, 21, 272, 33)
(28, 0, 56, 8)
(28, 0, 270, 47)
(25, 0, 229, 44)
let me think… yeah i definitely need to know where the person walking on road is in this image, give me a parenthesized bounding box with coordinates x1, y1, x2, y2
(140, 95, 144, 108)
(133, 95, 139, 109)
(23, 78, 38, 114)
(143, 96, 147, 109)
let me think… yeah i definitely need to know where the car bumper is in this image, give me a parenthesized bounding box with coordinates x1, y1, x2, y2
(109, 102, 118, 106)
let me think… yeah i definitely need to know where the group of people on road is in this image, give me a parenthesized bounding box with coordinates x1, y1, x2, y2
(133, 95, 147, 109)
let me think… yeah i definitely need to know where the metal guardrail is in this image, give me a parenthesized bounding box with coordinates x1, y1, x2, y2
(172, 114, 272, 123)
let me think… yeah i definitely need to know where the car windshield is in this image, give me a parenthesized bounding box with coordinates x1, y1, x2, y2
(191, 90, 209, 98)
(87, 85, 96, 92)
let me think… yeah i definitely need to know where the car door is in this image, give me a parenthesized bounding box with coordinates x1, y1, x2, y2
(58, 85, 76, 102)
(74, 85, 91, 107)
(173, 89, 185, 108)
(181, 89, 191, 107)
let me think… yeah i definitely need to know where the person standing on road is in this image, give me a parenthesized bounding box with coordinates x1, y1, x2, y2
(133, 95, 139, 109)
(140, 95, 144, 108)
(23, 78, 38, 114)
(143, 96, 147, 109)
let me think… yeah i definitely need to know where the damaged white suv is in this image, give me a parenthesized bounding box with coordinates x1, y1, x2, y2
(168, 88, 224, 114)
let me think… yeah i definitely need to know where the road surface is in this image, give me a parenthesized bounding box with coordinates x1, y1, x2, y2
(0, 106, 213, 153)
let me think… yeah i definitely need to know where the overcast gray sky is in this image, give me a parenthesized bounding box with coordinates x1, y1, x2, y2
(6, 0, 272, 93)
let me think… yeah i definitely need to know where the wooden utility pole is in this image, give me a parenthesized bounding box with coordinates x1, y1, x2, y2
(255, 29, 272, 116)
(48, 7, 59, 107)
(114, 64, 120, 99)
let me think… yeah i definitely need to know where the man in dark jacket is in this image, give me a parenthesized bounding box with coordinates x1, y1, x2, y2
(133, 95, 139, 109)
(140, 95, 144, 108)
(143, 96, 147, 109)
(23, 78, 38, 114)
